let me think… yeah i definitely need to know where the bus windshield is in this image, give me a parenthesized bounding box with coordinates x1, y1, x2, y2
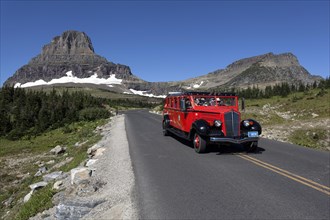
(192, 96, 237, 107)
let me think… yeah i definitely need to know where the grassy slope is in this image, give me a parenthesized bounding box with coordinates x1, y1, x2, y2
(241, 88, 329, 150)
(0, 119, 108, 220)
(27, 86, 163, 102)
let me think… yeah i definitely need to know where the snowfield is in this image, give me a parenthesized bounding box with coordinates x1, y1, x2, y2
(13, 71, 166, 98)
(129, 89, 166, 98)
(14, 71, 123, 88)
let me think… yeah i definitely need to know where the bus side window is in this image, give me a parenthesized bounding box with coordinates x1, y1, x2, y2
(185, 98, 192, 108)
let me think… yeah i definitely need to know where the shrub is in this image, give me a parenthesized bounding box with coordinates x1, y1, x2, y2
(78, 107, 111, 121)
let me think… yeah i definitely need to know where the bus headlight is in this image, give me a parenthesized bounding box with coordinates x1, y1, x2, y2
(214, 120, 222, 127)
(243, 120, 250, 127)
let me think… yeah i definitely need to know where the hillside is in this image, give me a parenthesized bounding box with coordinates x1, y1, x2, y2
(177, 52, 322, 90)
(241, 88, 330, 150)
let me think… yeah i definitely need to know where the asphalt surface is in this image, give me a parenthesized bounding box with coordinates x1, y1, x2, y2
(125, 110, 330, 219)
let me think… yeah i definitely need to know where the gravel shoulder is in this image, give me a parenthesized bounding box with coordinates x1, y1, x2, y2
(31, 115, 137, 220)
(82, 114, 137, 219)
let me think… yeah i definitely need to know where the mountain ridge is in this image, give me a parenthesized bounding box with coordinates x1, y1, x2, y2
(3, 30, 323, 96)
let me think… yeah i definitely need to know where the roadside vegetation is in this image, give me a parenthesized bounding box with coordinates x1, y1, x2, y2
(0, 118, 106, 220)
(0, 86, 160, 220)
(236, 78, 330, 150)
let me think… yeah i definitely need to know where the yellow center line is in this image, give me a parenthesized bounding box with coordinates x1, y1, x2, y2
(237, 154, 330, 196)
(241, 154, 330, 191)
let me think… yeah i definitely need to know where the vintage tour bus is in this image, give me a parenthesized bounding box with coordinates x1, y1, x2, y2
(162, 92, 262, 153)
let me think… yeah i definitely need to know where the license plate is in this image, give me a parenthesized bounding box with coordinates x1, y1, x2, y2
(248, 131, 258, 137)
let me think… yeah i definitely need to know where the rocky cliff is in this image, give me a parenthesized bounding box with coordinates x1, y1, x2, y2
(4, 31, 140, 86)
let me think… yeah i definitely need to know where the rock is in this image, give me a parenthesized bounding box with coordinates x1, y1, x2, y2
(43, 171, 63, 182)
(50, 145, 66, 155)
(46, 160, 55, 165)
(87, 144, 106, 158)
(34, 160, 45, 167)
(24, 190, 34, 203)
(87, 144, 100, 155)
(71, 167, 92, 185)
(85, 159, 98, 167)
(35, 166, 48, 177)
(38, 163, 45, 168)
(53, 181, 63, 190)
(34, 171, 42, 177)
(3, 196, 14, 207)
(29, 181, 48, 190)
(312, 113, 319, 118)
(93, 148, 106, 158)
(55, 200, 104, 220)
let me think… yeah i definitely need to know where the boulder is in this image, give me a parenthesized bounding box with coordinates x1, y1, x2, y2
(46, 160, 55, 165)
(43, 171, 63, 182)
(87, 144, 100, 155)
(55, 200, 104, 220)
(34, 166, 47, 177)
(71, 167, 92, 185)
(87, 144, 106, 158)
(24, 190, 34, 203)
(29, 181, 48, 190)
(53, 180, 63, 190)
(93, 148, 106, 158)
(85, 159, 98, 167)
(50, 145, 66, 155)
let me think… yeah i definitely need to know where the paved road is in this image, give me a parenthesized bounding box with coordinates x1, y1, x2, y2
(125, 110, 330, 219)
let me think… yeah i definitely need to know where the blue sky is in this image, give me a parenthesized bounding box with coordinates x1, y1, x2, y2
(1, 0, 329, 86)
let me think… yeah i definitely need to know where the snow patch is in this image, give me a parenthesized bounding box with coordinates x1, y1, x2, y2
(14, 72, 123, 88)
(129, 89, 166, 98)
(185, 81, 204, 90)
(193, 81, 204, 88)
(66, 71, 73, 77)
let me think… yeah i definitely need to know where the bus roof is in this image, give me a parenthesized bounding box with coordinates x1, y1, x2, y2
(166, 91, 236, 97)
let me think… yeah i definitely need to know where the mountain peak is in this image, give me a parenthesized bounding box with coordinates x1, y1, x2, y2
(30, 30, 96, 64)
(4, 30, 136, 87)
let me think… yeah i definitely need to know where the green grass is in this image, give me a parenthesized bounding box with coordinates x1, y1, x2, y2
(14, 185, 56, 220)
(240, 88, 329, 150)
(288, 128, 329, 149)
(0, 119, 106, 157)
(242, 88, 330, 121)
